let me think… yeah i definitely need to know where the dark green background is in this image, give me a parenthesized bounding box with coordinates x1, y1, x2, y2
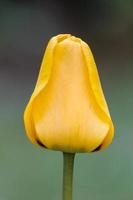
(0, 0, 133, 199)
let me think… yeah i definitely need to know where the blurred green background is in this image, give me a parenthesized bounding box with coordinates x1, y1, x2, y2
(0, 0, 133, 199)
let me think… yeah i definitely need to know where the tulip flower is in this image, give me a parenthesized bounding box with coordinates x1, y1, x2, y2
(24, 34, 114, 200)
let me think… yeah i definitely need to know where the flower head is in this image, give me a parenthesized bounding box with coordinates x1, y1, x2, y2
(24, 34, 114, 153)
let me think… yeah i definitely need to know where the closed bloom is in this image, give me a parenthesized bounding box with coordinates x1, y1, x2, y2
(24, 34, 114, 153)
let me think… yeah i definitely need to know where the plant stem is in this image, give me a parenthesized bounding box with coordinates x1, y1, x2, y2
(63, 152, 75, 200)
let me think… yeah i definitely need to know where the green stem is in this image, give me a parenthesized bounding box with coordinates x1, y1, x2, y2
(63, 152, 75, 200)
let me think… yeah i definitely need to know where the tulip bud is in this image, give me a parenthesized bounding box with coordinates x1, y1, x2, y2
(24, 34, 114, 153)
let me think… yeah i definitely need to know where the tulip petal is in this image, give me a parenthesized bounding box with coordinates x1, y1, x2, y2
(81, 41, 114, 150)
(24, 34, 71, 146)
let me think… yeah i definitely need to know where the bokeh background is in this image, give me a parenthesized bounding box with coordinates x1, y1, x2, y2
(0, 0, 133, 199)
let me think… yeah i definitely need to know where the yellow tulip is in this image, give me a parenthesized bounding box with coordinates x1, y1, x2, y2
(24, 34, 114, 153)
